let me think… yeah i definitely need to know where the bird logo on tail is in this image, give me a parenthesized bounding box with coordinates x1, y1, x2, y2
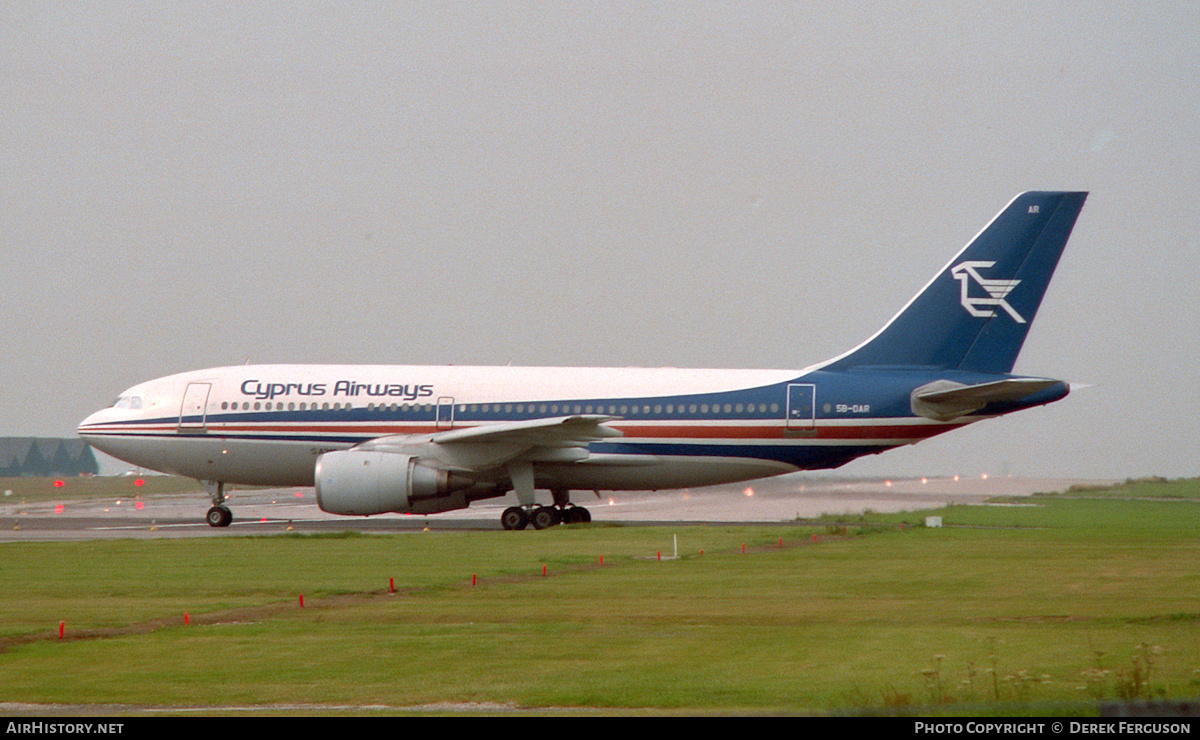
(951, 261, 1026, 323)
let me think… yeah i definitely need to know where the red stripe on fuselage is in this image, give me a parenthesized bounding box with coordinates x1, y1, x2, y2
(82, 418, 965, 443)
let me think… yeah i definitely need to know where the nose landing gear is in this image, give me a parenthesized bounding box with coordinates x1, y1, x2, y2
(204, 481, 232, 527)
(206, 505, 232, 527)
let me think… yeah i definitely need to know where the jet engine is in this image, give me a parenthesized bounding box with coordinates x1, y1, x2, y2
(314, 450, 478, 516)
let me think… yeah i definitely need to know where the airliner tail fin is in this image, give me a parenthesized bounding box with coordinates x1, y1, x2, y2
(825, 191, 1087, 374)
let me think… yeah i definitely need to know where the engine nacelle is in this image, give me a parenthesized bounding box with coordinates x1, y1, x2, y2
(314, 450, 472, 516)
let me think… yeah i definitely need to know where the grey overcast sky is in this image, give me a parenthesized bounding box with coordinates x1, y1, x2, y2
(2, 2, 1197, 481)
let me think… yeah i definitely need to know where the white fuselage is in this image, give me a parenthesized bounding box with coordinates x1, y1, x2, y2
(74, 192, 1086, 525)
(78, 363, 958, 491)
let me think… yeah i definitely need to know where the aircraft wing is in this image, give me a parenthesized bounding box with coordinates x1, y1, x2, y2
(433, 414, 623, 446)
(353, 415, 624, 472)
(911, 378, 1065, 421)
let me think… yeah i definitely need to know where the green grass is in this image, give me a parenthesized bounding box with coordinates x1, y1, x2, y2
(1, 475, 200, 502)
(1, 479, 1199, 714)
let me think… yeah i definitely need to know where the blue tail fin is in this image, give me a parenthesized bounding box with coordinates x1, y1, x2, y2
(824, 191, 1087, 374)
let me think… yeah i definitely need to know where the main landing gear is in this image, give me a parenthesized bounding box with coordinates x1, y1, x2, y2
(501, 504, 592, 530)
(496, 470, 590, 527)
(204, 480, 232, 528)
(500, 464, 591, 530)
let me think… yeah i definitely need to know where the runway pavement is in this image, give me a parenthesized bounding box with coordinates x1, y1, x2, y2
(0, 474, 1108, 541)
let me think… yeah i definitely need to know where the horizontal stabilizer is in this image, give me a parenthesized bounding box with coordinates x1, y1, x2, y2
(911, 378, 1065, 421)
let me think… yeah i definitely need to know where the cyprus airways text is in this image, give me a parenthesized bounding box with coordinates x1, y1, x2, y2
(240, 380, 434, 402)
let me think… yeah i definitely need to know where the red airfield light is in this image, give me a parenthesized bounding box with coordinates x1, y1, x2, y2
(134, 479, 145, 487)
(53, 480, 65, 488)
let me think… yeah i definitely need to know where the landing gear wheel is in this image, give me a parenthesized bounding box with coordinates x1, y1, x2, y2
(562, 506, 592, 524)
(501, 506, 529, 531)
(531, 506, 561, 530)
(206, 505, 232, 528)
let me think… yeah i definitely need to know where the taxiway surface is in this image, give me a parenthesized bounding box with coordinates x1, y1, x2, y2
(0, 474, 1106, 541)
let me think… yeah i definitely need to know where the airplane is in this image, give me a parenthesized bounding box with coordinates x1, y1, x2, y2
(78, 191, 1088, 530)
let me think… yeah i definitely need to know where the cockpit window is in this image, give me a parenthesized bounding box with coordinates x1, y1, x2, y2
(112, 396, 144, 410)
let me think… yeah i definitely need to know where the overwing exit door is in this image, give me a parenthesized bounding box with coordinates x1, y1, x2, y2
(436, 397, 455, 430)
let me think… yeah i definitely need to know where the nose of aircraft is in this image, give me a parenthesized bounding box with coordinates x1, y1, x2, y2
(78, 407, 99, 429)
(77, 407, 117, 451)
(77, 409, 102, 438)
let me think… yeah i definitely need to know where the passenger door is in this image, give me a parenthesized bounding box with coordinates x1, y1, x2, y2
(178, 382, 211, 433)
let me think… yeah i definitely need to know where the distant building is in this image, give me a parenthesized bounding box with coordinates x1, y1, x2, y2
(0, 438, 99, 478)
